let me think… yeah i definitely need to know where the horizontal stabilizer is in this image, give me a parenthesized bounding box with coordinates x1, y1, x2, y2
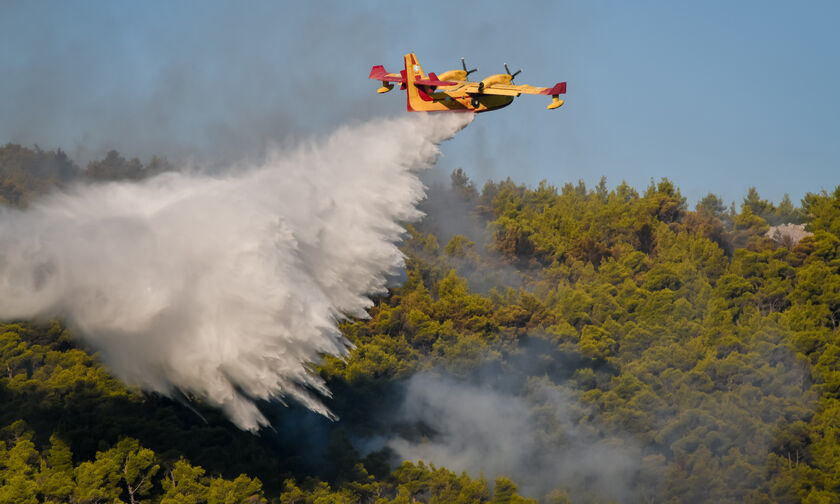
(414, 74, 458, 87)
(369, 65, 406, 83)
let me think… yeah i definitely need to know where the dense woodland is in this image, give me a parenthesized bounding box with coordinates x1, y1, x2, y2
(1, 143, 839, 503)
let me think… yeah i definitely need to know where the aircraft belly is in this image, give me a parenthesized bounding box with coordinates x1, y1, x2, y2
(428, 91, 513, 112)
(433, 92, 471, 110)
(477, 95, 514, 112)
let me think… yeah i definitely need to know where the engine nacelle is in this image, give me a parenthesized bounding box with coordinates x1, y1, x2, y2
(480, 73, 514, 88)
(437, 69, 468, 82)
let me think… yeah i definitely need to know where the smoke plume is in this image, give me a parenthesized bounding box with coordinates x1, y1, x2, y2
(0, 113, 473, 430)
(387, 373, 651, 501)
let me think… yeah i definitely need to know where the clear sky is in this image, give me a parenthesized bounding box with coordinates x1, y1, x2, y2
(1, 0, 837, 206)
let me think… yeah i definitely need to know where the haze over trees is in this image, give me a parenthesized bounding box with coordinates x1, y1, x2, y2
(1, 144, 839, 503)
(0, 143, 174, 206)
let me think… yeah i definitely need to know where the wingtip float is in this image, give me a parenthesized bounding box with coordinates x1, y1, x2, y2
(369, 53, 566, 113)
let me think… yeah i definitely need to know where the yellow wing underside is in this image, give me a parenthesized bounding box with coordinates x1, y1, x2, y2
(442, 82, 551, 97)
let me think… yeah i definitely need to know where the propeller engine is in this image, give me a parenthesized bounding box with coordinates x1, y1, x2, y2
(461, 58, 478, 79)
(504, 63, 522, 81)
(438, 58, 478, 83)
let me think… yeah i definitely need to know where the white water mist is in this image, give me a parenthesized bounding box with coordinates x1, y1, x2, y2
(0, 113, 473, 430)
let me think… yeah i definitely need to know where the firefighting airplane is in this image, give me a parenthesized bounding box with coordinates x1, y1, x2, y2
(369, 53, 566, 113)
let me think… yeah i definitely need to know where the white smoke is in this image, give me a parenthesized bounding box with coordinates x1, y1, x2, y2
(0, 113, 473, 430)
(388, 374, 649, 501)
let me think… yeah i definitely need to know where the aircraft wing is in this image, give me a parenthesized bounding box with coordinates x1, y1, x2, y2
(463, 81, 567, 97)
(520, 82, 567, 96)
(369, 65, 406, 83)
(460, 83, 520, 96)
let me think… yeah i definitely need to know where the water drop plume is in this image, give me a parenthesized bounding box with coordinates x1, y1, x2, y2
(0, 113, 473, 430)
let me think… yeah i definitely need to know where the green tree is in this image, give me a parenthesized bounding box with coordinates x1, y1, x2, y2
(0, 431, 40, 504)
(74, 448, 123, 504)
(804, 185, 840, 238)
(85, 150, 145, 181)
(39, 433, 76, 502)
(113, 438, 160, 504)
(160, 459, 209, 504)
(207, 474, 265, 504)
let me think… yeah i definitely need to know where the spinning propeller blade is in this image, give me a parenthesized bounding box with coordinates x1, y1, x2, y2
(461, 57, 478, 79)
(504, 63, 522, 81)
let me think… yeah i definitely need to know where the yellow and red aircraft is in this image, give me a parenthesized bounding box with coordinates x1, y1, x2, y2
(369, 53, 566, 113)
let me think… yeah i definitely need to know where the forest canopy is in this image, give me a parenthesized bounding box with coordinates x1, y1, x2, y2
(1, 144, 839, 503)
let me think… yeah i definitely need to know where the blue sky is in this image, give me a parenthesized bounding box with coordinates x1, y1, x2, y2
(1, 0, 837, 206)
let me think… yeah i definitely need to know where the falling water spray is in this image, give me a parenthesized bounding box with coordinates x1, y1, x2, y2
(0, 113, 473, 430)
